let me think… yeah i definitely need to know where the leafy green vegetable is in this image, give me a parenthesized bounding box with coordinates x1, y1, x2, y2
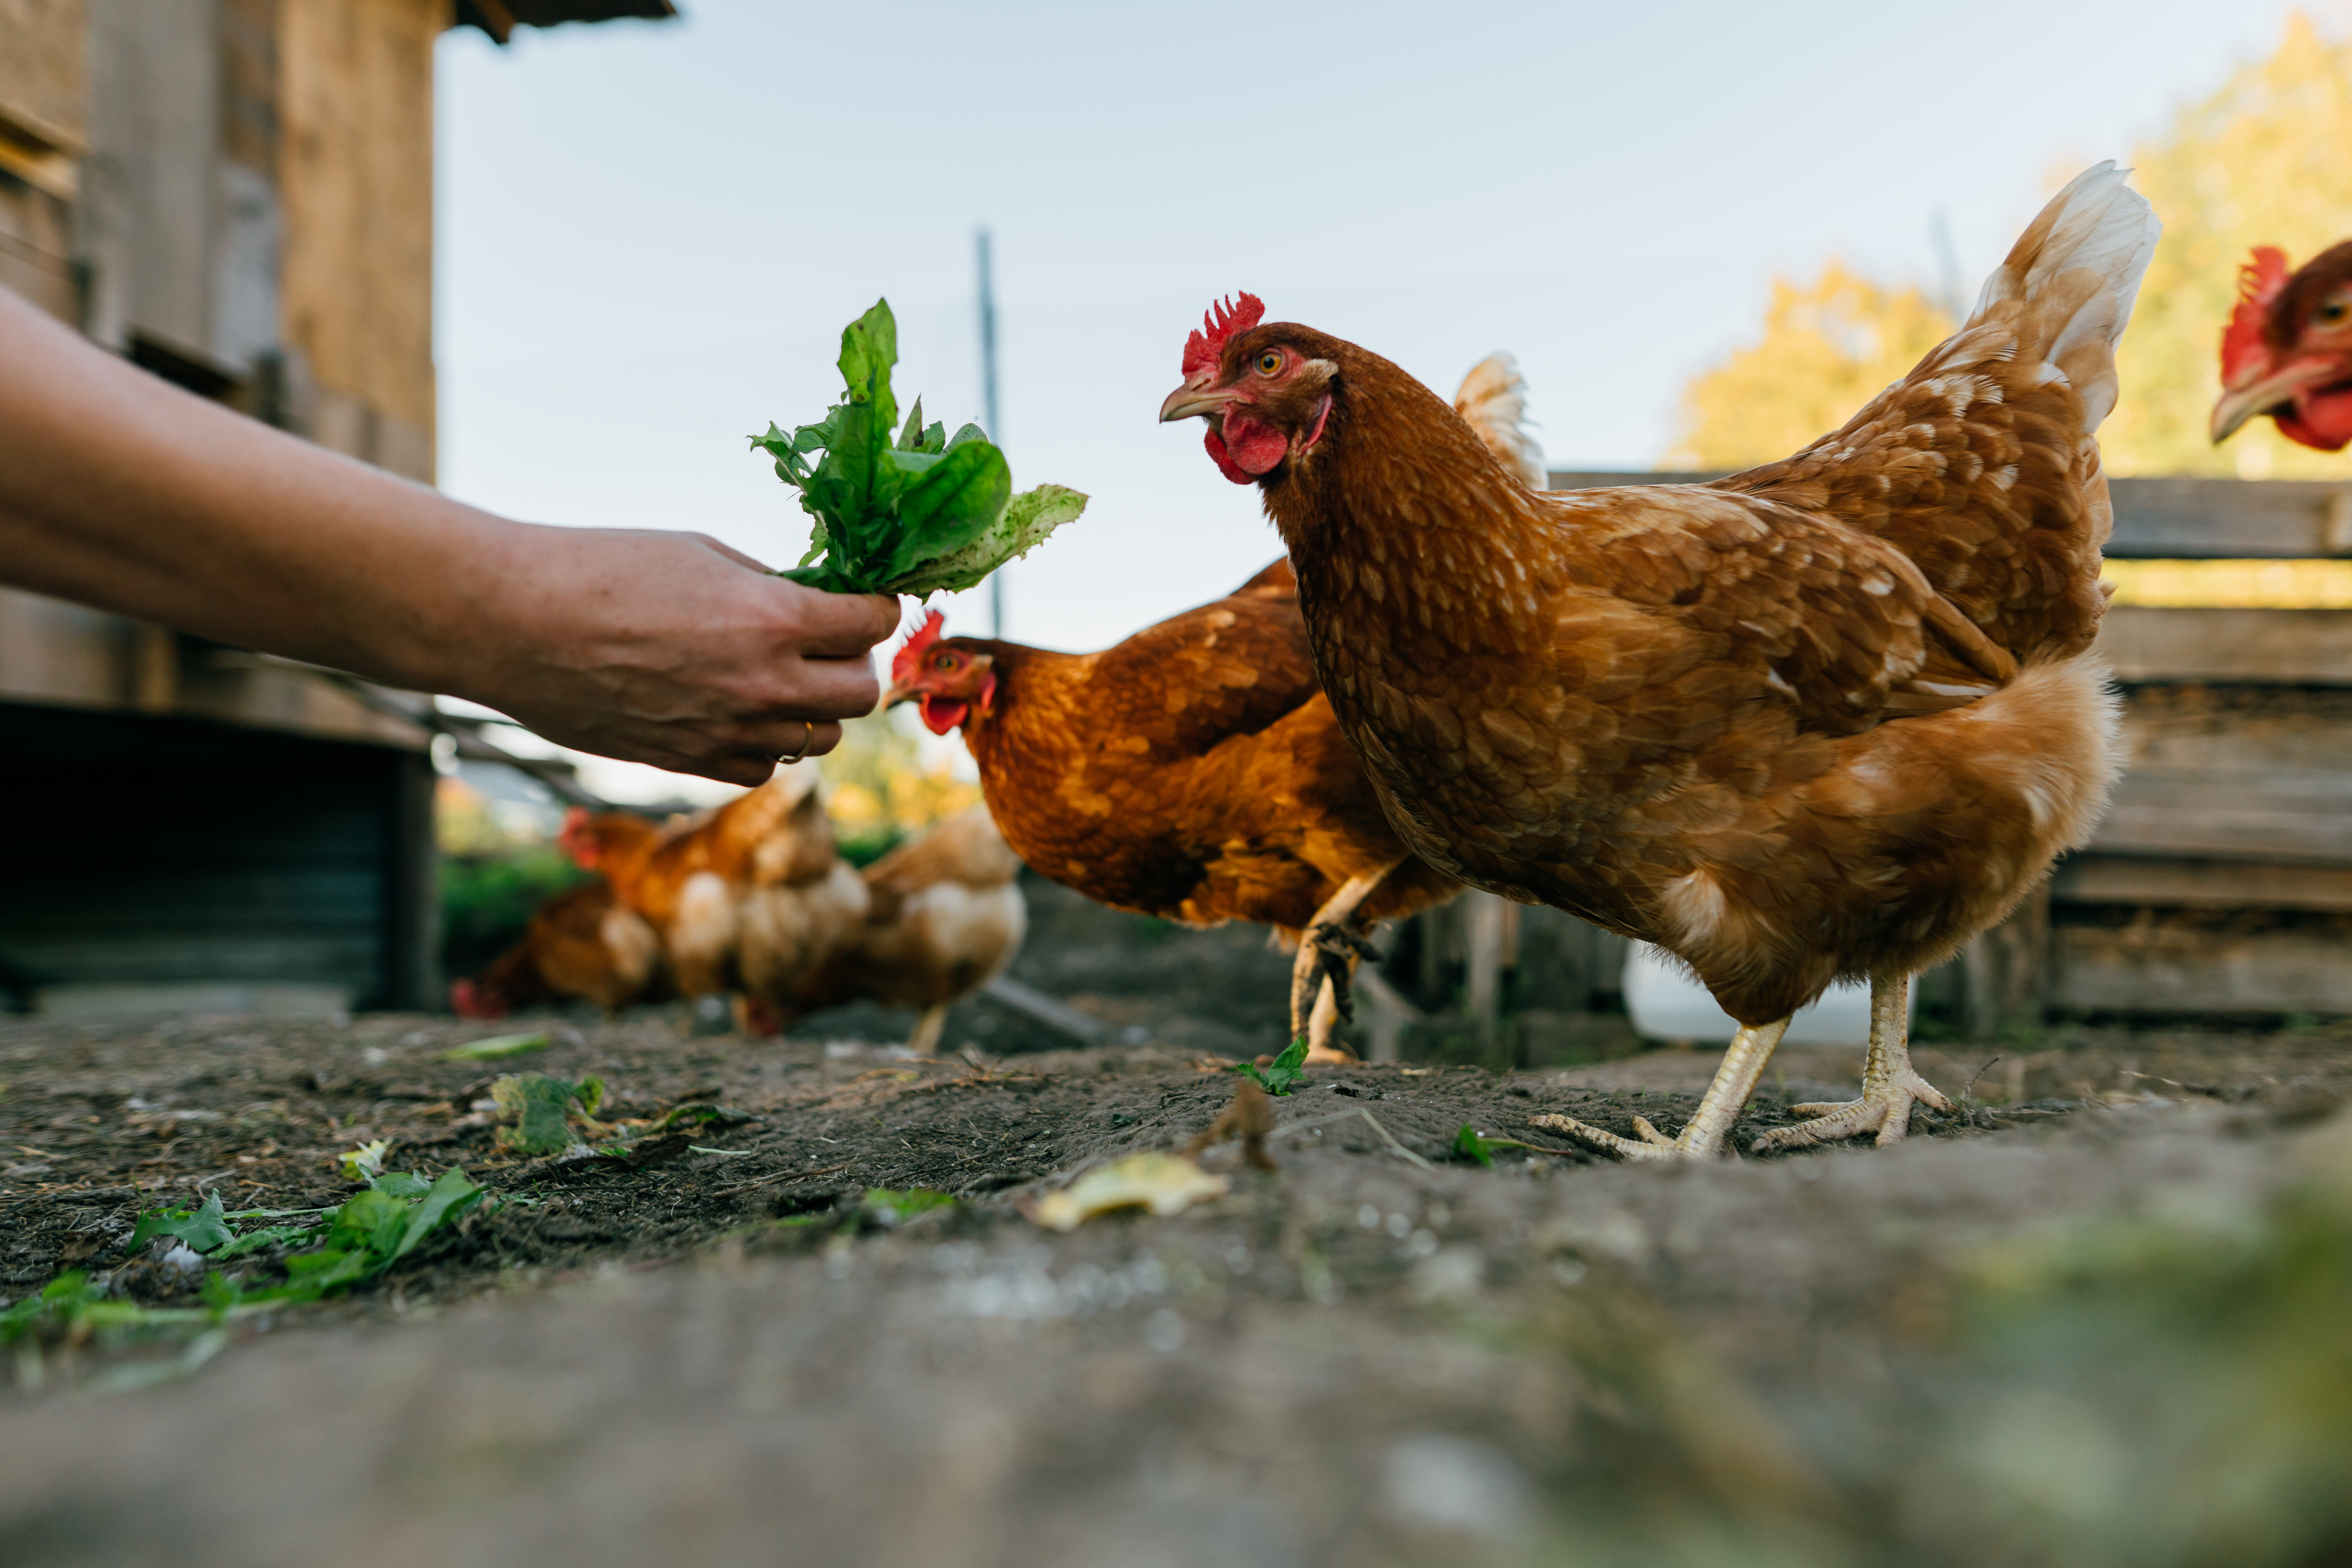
(491, 1073, 608, 1156)
(229, 1166, 488, 1308)
(750, 299, 1087, 597)
(441, 1031, 552, 1062)
(1228, 1036, 1312, 1097)
(127, 1191, 237, 1255)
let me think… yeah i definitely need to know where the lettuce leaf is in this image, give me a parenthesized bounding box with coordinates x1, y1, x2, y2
(750, 299, 1085, 598)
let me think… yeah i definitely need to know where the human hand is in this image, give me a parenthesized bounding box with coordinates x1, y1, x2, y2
(446, 525, 900, 787)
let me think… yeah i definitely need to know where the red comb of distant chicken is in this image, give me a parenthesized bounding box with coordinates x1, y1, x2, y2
(2223, 246, 2294, 387)
(557, 806, 598, 870)
(1182, 293, 1266, 376)
(893, 610, 947, 684)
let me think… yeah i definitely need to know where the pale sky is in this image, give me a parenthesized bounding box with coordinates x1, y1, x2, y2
(434, 0, 2329, 800)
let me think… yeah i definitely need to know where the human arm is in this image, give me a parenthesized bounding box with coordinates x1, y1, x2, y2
(0, 285, 898, 785)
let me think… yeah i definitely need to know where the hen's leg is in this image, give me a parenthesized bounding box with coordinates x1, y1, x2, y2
(1288, 860, 1403, 1049)
(905, 1003, 948, 1058)
(1751, 974, 1950, 1152)
(1303, 975, 1358, 1065)
(1533, 1018, 1789, 1162)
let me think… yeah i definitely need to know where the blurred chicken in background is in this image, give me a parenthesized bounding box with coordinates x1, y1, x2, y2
(450, 877, 662, 1018)
(795, 808, 1026, 1054)
(558, 769, 867, 1020)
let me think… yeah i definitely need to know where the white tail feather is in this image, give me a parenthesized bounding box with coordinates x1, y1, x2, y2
(1454, 352, 1547, 488)
(1966, 162, 2161, 432)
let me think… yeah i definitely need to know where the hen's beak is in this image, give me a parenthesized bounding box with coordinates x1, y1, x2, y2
(1160, 378, 1237, 423)
(880, 678, 916, 709)
(2212, 355, 2348, 443)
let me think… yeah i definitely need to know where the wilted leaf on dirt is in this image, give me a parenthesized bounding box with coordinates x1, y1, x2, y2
(441, 1031, 552, 1062)
(128, 1191, 237, 1255)
(1030, 1154, 1228, 1232)
(339, 1140, 390, 1183)
(491, 1074, 609, 1155)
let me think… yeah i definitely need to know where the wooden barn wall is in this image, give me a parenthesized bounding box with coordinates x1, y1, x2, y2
(278, 0, 440, 482)
(0, 704, 439, 1010)
(0, 0, 85, 322)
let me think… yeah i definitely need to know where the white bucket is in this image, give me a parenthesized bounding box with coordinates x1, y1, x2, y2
(1621, 942, 1907, 1047)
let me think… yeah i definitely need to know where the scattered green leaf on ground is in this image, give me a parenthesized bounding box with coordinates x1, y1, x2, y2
(1454, 1123, 1497, 1167)
(441, 1031, 552, 1062)
(1229, 1036, 1311, 1097)
(862, 1188, 955, 1223)
(339, 1139, 390, 1183)
(491, 1074, 609, 1156)
(127, 1191, 237, 1255)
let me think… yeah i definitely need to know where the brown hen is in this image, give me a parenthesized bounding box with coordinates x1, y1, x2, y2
(1160, 164, 2159, 1157)
(878, 359, 1544, 1059)
(794, 808, 1027, 1055)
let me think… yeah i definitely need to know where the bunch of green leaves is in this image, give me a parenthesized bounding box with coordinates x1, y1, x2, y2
(750, 299, 1086, 597)
(492, 1072, 608, 1156)
(224, 1167, 487, 1305)
(1229, 1037, 1311, 1097)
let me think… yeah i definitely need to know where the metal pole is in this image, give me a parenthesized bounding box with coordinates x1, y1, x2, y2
(977, 227, 1004, 638)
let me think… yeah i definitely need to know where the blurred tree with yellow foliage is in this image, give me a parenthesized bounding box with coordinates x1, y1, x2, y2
(1668, 263, 1953, 469)
(1672, 13, 2352, 479)
(818, 706, 982, 864)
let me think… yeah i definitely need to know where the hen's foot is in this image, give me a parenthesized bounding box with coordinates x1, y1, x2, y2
(1753, 1069, 1951, 1151)
(1751, 973, 1945, 1152)
(1530, 1015, 1791, 1164)
(1530, 1111, 1720, 1163)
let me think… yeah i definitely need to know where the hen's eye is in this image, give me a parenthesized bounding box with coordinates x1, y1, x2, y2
(2319, 296, 2350, 327)
(1256, 351, 1283, 376)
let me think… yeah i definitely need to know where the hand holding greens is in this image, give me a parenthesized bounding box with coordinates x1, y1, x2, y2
(751, 299, 1087, 598)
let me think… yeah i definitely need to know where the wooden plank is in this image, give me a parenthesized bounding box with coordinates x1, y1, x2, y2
(2097, 607, 2352, 685)
(2052, 856, 2352, 912)
(279, 0, 441, 472)
(0, 0, 89, 155)
(1961, 883, 2049, 1033)
(1546, 472, 2352, 561)
(2053, 926, 2352, 1016)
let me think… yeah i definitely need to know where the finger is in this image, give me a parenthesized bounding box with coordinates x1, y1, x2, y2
(670, 751, 779, 789)
(768, 658, 881, 721)
(715, 717, 843, 769)
(779, 586, 903, 656)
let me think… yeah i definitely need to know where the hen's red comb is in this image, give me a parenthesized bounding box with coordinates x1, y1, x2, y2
(891, 610, 947, 684)
(2223, 246, 2294, 388)
(557, 806, 597, 870)
(1182, 293, 1266, 375)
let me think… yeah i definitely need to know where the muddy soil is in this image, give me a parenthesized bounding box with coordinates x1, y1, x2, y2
(3, 1005, 2350, 1567)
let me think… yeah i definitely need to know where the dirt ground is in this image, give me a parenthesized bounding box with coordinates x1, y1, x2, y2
(3, 998, 2350, 1567)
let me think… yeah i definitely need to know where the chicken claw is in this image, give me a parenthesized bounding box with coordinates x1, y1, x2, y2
(1289, 861, 1405, 1058)
(1752, 975, 1949, 1152)
(1532, 1018, 1791, 1162)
